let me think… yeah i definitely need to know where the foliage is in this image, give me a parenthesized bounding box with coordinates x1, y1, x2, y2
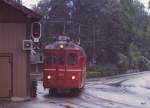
(87, 64, 118, 77)
(129, 43, 150, 71)
(33, 0, 150, 76)
(117, 53, 129, 73)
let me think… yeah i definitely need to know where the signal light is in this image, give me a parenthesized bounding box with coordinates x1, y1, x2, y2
(31, 22, 41, 39)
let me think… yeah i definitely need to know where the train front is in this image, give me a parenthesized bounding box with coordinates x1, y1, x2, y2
(43, 36, 86, 92)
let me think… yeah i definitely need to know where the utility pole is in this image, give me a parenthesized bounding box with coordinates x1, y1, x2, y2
(16, 0, 22, 4)
(77, 24, 81, 45)
(12, 0, 22, 4)
(92, 25, 96, 64)
(63, 23, 66, 35)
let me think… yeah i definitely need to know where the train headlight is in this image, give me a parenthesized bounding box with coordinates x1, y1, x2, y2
(47, 75, 51, 80)
(72, 76, 76, 80)
(59, 44, 64, 49)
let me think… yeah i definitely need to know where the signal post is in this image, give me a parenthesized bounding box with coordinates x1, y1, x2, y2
(30, 22, 43, 97)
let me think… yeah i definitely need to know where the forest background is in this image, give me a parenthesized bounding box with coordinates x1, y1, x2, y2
(33, 0, 150, 77)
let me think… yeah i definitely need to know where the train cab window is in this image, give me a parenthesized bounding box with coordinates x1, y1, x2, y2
(67, 53, 78, 66)
(47, 53, 56, 65)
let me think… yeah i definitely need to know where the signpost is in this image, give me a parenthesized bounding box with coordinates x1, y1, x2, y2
(23, 40, 33, 50)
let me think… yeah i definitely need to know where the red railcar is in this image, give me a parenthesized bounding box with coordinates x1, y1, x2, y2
(43, 36, 86, 94)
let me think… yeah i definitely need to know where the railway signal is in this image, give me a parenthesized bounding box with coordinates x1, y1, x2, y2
(31, 22, 41, 42)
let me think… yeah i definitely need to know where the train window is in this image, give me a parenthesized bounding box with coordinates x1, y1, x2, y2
(58, 55, 65, 65)
(67, 53, 77, 66)
(47, 53, 56, 65)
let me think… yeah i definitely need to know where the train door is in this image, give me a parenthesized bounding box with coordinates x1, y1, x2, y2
(56, 50, 66, 87)
(80, 55, 86, 87)
(75, 51, 86, 88)
(0, 55, 12, 97)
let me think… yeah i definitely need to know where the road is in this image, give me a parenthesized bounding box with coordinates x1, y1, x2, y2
(1, 71, 150, 108)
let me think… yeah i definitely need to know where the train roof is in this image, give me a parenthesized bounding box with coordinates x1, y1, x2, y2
(45, 41, 84, 51)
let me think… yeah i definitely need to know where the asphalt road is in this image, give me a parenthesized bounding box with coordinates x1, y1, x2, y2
(1, 71, 150, 108)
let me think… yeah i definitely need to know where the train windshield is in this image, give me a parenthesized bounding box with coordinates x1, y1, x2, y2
(67, 53, 77, 66)
(47, 53, 56, 65)
(46, 53, 78, 66)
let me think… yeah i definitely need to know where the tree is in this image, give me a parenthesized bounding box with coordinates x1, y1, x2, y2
(34, 0, 150, 70)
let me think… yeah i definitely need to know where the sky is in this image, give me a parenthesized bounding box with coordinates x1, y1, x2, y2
(140, 0, 149, 8)
(22, 0, 41, 8)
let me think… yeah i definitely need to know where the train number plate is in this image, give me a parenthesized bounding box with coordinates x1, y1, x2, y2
(58, 73, 64, 77)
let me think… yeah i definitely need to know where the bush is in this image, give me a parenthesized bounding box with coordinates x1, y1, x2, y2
(117, 53, 129, 74)
(87, 64, 118, 78)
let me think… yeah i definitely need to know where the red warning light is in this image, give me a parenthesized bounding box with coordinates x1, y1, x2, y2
(31, 22, 41, 39)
